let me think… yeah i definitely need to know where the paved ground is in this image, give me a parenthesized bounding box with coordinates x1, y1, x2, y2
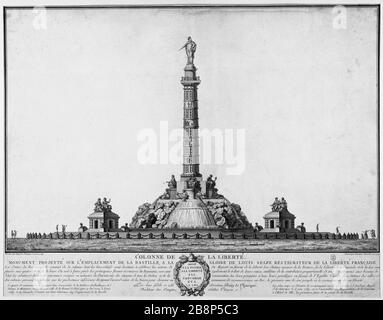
(6, 238, 379, 252)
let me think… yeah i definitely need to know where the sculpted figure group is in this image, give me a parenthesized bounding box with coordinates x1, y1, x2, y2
(270, 197, 288, 212)
(206, 175, 217, 189)
(187, 177, 201, 192)
(94, 197, 112, 213)
(167, 175, 177, 189)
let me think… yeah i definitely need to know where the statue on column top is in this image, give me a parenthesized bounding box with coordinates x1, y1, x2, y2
(179, 36, 197, 65)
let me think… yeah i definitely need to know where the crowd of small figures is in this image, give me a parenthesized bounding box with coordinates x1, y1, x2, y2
(25, 231, 364, 240)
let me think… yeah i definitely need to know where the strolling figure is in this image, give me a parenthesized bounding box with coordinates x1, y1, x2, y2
(255, 222, 263, 231)
(297, 222, 306, 233)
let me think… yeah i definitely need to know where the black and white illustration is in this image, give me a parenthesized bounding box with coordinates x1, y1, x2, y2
(4, 5, 379, 253)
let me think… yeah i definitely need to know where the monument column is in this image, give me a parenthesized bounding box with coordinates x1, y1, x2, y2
(179, 37, 202, 191)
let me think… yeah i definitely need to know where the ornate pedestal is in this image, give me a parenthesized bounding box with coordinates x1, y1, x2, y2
(166, 187, 178, 199)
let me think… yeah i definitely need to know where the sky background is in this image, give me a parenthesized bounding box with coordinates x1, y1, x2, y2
(6, 7, 378, 236)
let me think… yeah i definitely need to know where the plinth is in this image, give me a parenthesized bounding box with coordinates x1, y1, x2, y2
(164, 189, 217, 229)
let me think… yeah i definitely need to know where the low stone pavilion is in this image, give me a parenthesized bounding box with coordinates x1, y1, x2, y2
(262, 197, 297, 233)
(88, 198, 120, 232)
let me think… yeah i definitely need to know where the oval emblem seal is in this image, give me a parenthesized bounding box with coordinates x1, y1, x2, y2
(173, 253, 211, 296)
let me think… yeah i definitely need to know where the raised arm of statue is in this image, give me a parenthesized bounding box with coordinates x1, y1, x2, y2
(179, 43, 187, 51)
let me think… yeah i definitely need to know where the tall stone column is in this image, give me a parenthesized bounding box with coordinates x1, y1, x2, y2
(179, 63, 202, 190)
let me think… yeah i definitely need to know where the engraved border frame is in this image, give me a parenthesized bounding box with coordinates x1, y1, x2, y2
(3, 4, 380, 253)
